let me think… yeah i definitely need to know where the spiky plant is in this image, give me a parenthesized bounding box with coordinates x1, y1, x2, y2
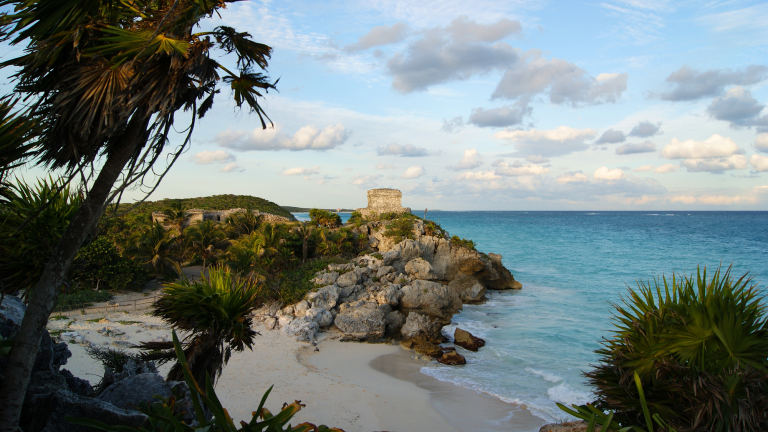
(586, 265, 768, 431)
(143, 265, 262, 386)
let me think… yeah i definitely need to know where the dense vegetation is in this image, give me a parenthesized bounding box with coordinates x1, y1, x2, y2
(112, 194, 296, 221)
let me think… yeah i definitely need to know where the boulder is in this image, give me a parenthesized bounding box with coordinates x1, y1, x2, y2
(0, 295, 25, 325)
(336, 270, 361, 288)
(27, 370, 69, 395)
(437, 350, 466, 366)
(539, 421, 599, 432)
(404, 257, 435, 280)
(413, 342, 443, 358)
(97, 373, 172, 410)
(400, 280, 462, 322)
(59, 369, 94, 397)
(448, 274, 487, 303)
(376, 265, 395, 278)
(277, 315, 293, 328)
(328, 263, 354, 272)
(21, 390, 148, 432)
(307, 285, 340, 311)
(281, 316, 319, 343)
(264, 316, 278, 330)
(334, 302, 386, 341)
(293, 300, 310, 317)
(395, 239, 422, 264)
(400, 312, 443, 344)
(306, 308, 334, 327)
(311, 271, 339, 286)
(381, 250, 401, 266)
(430, 238, 452, 279)
(477, 253, 521, 290)
(375, 285, 400, 307)
(453, 328, 485, 352)
(384, 310, 405, 337)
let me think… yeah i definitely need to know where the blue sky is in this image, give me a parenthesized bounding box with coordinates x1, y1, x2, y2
(11, 0, 768, 210)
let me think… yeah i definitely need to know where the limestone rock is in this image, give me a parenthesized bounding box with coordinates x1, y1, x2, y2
(307, 285, 340, 311)
(97, 373, 172, 410)
(59, 369, 94, 397)
(311, 271, 339, 286)
(375, 285, 400, 307)
(400, 312, 443, 344)
(400, 280, 462, 322)
(539, 421, 600, 432)
(437, 350, 466, 366)
(306, 308, 334, 327)
(264, 316, 278, 330)
(414, 342, 443, 358)
(376, 265, 395, 278)
(0, 295, 25, 325)
(334, 302, 386, 341)
(477, 253, 521, 290)
(453, 328, 485, 352)
(404, 257, 435, 280)
(384, 310, 405, 337)
(381, 250, 401, 265)
(328, 263, 354, 272)
(21, 390, 147, 432)
(448, 273, 487, 303)
(293, 300, 310, 317)
(336, 270, 361, 288)
(281, 316, 319, 343)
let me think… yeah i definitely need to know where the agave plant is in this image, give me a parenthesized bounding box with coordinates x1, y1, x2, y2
(586, 265, 768, 431)
(142, 266, 263, 386)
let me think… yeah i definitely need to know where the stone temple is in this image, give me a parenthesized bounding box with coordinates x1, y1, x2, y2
(357, 188, 411, 219)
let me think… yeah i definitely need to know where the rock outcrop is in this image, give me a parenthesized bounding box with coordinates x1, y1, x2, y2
(453, 328, 485, 352)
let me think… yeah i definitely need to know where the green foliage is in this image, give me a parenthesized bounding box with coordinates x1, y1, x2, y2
(309, 208, 341, 228)
(347, 211, 365, 227)
(0, 98, 40, 203)
(186, 220, 228, 268)
(69, 237, 148, 291)
(68, 330, 342, 432)
(0, 334, 14, 357)
(226, 210, 263, 236)
(147, 195, 293, 220)
(148, 266, 263, 385)
(278, 257, 347, 304)
(84, 345, 145, 373)
(424, 221, 444, 237)
(450, 235, 476, 250)
(123, 222, 178, 278)
(0, 177, 82, 296)
(55, 290, 112, 311)
(383, 216, 415, 243)
(585, 265, 768, 431)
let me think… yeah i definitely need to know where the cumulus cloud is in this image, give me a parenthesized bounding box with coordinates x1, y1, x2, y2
(401, 166, 426, 179)
(282, 166, 320, 176)
(468, 103, 531, 127)
(756, 133, 768, 153)
(596, 129, 626, 144)
(447, 148, 483, 170)
(494, 160, 549, 176)
(526, 155, 550, 163)
(387, 16, 521, 93)
(629, 121, 662, 137)
(377, 143, 430, 157)
(220, 163, 243, 173)
(706, 87, 768, 128)
(655, 163, 678, 173)
(217, 123, 349, 151)
(190, 150, 236, 165)
(492, 51, 628, 107)
(494, 126, 598, 157)
(556, 171, 589, 184)
(670, 194, 758, 205)
(633, 165, 655, 172)
(376, 163, 395, 170)
(661, 134, 742, 159)
(660, 64, 768, 101)
(344, 22, 409, 52)
(616, 141, 657, 155)
(594, 166, 625, 180)
(750, 154, 768, 172)
(680, 155, 748, 173)
(351, 174, 382, 188)
(441, 116, 464, 133)
(455, 171, 502, 181)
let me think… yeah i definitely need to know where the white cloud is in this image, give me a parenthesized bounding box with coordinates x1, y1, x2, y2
(755, 133, 768, 153)
(633, 165, 655, 172)
(494, 126, 598, 157)
(596, 129, 626, 144)
(750, 154, 768, 172)
(468, 103, 531, 127)
(671, 194, 757, 205)
(220, 163, 243, 173)
(616, 141, 657, 155)
(655, 163, 678, 173)
(680, 154, 748, 172)
(377, 143, 430, 157)
(660, 65, 768, 101)
(401, 166, 426, 179)
(344, 22, 409, 52)
(494, 160, 549, 176)
(594, 166, 626, 180)
(351, 174, 382, 188)
(706, 86, 768, 128)
(661, 134, 741, 159)
(190, 150, 236, 165)
(447, 148, 483, 170)
(556, 171, 589, 183)
(526, 155, 550, 163)
(628, 120, 662, 137)
(376, 163, 395, 170)
(217, 123, 349, 151)
(455, 171, 502, 181)
(282, 166, 321, 176)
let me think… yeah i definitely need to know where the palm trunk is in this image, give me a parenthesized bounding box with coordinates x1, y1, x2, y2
(0, 113, 149, 431)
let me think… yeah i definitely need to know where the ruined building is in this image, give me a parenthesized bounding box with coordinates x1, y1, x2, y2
(151, 208, 289, 227)
(356, 188, 411, 219)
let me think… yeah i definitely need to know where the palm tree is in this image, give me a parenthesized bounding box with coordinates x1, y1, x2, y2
(161, 200, 189, 258)
(0, 2, 276, 425)
(296, 223, 315, 262)
(0, 99, 39, 203)
(225, 209, 262, 237)
(125, 222, 177, 279)
(187, 220, 227, 269)
(140, 266, 262, 386)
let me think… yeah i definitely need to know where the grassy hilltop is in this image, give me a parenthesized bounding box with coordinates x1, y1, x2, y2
(122, 194, 296, 221)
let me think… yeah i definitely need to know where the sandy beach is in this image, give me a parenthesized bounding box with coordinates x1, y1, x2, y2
(47, 289, 545, 432)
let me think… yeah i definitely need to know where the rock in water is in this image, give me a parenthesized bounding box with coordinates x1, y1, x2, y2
(453, 328, 485, 351)
(437, 350, 466, 365)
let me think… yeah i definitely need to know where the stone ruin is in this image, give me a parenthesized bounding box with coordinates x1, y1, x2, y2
(151, 208, 289, 227)
(356, 188, 411, 219)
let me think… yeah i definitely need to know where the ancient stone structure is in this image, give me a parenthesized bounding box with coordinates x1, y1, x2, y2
(151, 208, 289, 227)
(356, 188, 411, 219)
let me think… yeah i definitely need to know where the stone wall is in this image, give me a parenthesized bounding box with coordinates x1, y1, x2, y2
(357, 188, 411, 219)
(151, 208, 289, 227)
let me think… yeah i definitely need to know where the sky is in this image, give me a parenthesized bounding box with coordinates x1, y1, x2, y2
(9, 0, 768, 210)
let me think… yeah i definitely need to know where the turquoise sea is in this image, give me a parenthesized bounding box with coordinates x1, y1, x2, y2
(294, 211, 768, 425)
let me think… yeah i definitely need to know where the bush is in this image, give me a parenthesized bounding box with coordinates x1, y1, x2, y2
(383, 216, 415, 243)
(278, 257, 347, 304)
(309, 208, 341, 228)
(450, 235, 475, 250)
(69, 237, 149, 291)
(348, 210, 365, 226)
(55, 289, 112, 311)
(586, 265, 768, 431)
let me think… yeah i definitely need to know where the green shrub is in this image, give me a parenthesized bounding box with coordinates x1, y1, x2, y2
(384, 216, 415, 243)
(450, 235, 475, 250)
(69, 237, 149, 291)
(278, 257, 347, 304)
(84, 345, 145, 373)
(586, 265, 768, 431)
(308, 208, 341, 228)
(55, 290, 112, 311)
(348, 210, 365, 226)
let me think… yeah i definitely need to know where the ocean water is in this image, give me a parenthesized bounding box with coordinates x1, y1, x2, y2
(419, 211, 768, 425)
(293, 211, 768, 425)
